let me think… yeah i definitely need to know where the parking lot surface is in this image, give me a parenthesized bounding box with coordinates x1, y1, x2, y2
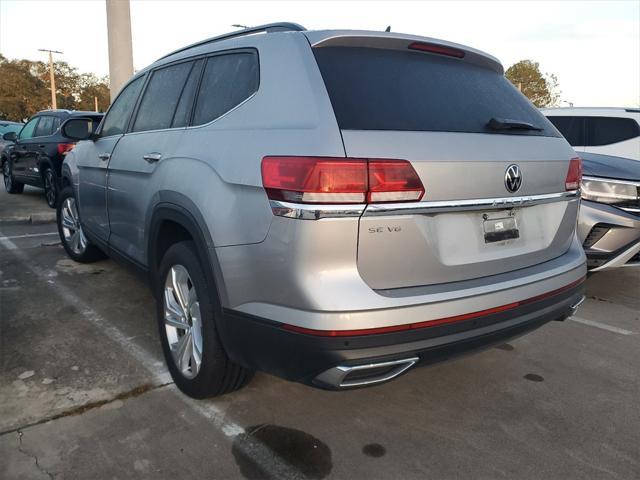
(1, 193, 639, 479)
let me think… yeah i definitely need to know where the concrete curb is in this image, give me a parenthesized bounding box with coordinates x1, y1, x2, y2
(0, 212, 56, 225)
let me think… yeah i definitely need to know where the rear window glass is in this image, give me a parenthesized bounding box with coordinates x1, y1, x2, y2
(546, 116, 585, 145)
(586, 117, 640, 146)
(313, 47, 559, 136)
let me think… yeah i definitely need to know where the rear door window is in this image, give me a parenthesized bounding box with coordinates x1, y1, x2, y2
(18, 118, 39, 140)
(546, 116, 586, 145)
(586, 117, 640, 146)
(33, 116, 55, 137)
(172, 59, 204, 128)
(192, 51, 259, 126)
(313, 47, 558, 136)
(133, 61, 194, 132)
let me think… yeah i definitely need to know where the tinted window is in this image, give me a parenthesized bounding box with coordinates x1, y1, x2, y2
(586, 117, 640, 146)
(193, 52, 259, 126)
(101, 75, 145, 137)
(313, 47, 558, 136)
(18, 117, 39, 140)
(34, 116, 55, 137)
(546, 116, 585, 145)
(133, 62, 193, 132)
(172, 59, 204, 128)
(52, 117, 61, 133)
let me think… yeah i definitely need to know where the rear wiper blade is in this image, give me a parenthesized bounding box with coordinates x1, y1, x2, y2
(487, 117, 543, 131)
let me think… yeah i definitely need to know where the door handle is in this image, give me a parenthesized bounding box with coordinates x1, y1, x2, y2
(143, 152, 162, 163)
(98, 153, 111, 161)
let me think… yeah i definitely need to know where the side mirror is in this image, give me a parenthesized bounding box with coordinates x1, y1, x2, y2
(2, 131, 17, 142)
(61, 118, 97, 141)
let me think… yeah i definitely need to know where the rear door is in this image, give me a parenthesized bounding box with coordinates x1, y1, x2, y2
(313, 44, 579, 289)
(106, 59, 201, 265)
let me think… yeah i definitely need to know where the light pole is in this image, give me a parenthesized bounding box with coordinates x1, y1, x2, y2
(38, 49, 63, 109)
(105, 0, 134, 101)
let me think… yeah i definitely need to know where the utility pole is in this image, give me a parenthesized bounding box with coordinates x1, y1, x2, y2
(105, 0, 134, 101)
(38, 49, 63, 109)
(94, 96, 99, 112)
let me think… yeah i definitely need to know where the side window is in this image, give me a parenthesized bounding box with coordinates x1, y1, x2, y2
(34, 116, 55, 137)
(52, 117, 61, 133)
(192, 52, 259, 126)
(100, 75, 145, 137)
(18, 117, 39, 140)
(172, 59, 204, 128)
(586, 117, 640, 146)
(546, 116, 585, 146)
(133, 61, 193, 132)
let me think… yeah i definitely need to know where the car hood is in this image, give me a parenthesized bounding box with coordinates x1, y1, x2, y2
(581, 152, 640, 182)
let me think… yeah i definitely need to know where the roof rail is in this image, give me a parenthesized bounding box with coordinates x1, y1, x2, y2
(157, 22, 307, 61)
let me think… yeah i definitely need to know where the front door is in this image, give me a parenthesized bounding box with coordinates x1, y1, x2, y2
(11, 117, 39, 179)
(77, 75, 146, 243)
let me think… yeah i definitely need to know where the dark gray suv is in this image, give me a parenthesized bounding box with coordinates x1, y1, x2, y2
(58, 23, 586, 398)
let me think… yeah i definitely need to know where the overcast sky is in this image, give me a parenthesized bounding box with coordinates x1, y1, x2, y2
(1, 0, 638, 107)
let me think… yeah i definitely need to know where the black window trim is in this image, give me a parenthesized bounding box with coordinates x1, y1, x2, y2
(124, 47, 260, 135)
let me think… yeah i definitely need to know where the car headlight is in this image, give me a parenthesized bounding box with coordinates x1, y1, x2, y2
(581, 176, 640, 205)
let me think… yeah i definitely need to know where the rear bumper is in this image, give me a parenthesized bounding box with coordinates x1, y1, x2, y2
(219, 279, 585, 388)
(578, 200, 640, 270)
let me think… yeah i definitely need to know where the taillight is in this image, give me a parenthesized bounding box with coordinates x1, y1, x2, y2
(565, 157, 582, 191)
(408, 41, 465, 58)
(261, 156, 424, 204)
(57, 143, 76, 155)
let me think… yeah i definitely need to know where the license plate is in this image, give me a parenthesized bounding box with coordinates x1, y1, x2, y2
(483, 215, 519, 243)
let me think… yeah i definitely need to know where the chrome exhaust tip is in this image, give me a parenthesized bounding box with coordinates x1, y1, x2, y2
(569, 295, 586, 315)
(313, 357, 419, 389)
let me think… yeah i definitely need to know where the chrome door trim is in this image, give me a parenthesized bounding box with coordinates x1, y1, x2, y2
(363, 190, 579, 217)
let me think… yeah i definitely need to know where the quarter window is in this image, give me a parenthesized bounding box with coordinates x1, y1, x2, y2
(133, 61, 193, 132)
(192, 52, 259, 126)
(100, 75, 145, 137)
(586, 117, 640, 146)
(18, 117, 39, 140)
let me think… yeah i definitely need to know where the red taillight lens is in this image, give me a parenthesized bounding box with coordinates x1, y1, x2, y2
(261, 157, 425, 204)
(57, 143, 75, 155)
(565, 157, 582, 191)
(408, 41, 465, 58)
(368, 160, 424, 202)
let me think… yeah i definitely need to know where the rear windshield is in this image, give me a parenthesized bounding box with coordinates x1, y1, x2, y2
(313, 47, 559, 137)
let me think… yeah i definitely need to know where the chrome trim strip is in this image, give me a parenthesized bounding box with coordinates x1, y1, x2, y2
(313, 357, 420, 388)
(583, 176, 640, 188)
(269, 200, 364, 220)
(363, 190, 579, 216)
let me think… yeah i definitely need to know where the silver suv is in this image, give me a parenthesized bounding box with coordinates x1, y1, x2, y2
(58, 23, 587, 398)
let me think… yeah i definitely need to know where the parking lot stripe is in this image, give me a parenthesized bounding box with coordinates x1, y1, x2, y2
(0, 233, 302, 479)
(570, 316, 636, 336)
(0, 232, 58, 241)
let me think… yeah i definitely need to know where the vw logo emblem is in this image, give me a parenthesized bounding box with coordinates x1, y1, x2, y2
(504, 164, 523, 193)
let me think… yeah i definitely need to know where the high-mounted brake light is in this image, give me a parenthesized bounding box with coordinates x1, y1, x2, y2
(408, 42, 465, 58)
(261, 157, 424, 204)
(565, 157, 582, 191)
(57, 143, 76, 155)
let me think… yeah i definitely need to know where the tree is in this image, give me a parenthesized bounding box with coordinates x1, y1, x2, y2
(0, 55, 110, 121)
(505, 60, 560, 108)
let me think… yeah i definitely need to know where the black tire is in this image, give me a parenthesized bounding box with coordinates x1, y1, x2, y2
(43, 167, 58, 208)
(56, 186, 105, 263)
(3, 157, 24, 194)
(156, 240, 252, 398)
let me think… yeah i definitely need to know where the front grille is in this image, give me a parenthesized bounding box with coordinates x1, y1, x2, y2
(583, 225, 610, 248)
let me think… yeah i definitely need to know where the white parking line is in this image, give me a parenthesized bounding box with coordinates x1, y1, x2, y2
(570, 316, 636, 336)
(0, 233, 300, 478)
(0, 232, 58, 241)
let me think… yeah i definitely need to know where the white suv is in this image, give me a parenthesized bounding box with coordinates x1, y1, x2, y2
(542, 107, 640, 161)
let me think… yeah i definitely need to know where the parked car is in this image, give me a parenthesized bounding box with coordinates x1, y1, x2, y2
(0, 120, 23, 161)
(57, 23, 586, 398)
(542, 107, 640, 161)
(2, 110, 103, 208)
(578, 152, 640, 271)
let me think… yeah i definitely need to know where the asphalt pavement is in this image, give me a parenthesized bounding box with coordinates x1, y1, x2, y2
(0, 186, 638, 479)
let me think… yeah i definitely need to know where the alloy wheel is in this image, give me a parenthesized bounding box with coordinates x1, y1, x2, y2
(163, 265, 203, 379)
(44, 170, 56, 207)
(60, 197, 88, 254)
